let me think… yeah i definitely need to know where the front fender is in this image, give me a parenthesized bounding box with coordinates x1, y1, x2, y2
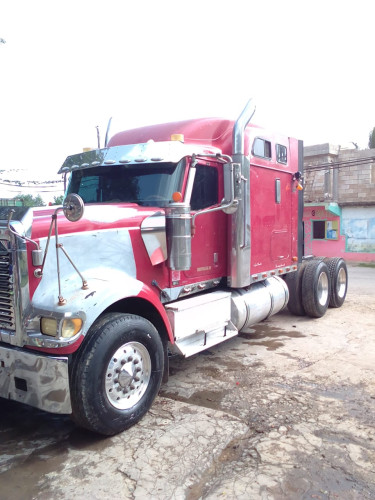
(27, 267, 175, 352)
(28, 267, 144, 336)
(26, 227, 174, 350)
(137, 284, 174, 342)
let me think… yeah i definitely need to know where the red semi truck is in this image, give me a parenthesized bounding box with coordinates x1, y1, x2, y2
(0, 101, 348, 434)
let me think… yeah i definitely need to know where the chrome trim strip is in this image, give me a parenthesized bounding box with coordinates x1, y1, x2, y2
(250, 265, 298, 284)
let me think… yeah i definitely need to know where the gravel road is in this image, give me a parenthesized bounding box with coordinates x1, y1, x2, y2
(0, 265, 374, 499)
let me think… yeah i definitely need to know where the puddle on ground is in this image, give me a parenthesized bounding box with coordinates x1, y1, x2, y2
(240, 326, 305, 340)
(159, 388, 230, 411)
(241, 339, 285, 351)
(238, 326, 305, 351)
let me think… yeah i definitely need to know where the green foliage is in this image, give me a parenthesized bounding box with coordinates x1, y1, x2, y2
(13, 194, 45, 207)
(52, 195, 64, 205)
(368, 127, 375, 149)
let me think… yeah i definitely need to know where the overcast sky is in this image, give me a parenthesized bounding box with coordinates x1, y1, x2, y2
(1, 0, 374, 200)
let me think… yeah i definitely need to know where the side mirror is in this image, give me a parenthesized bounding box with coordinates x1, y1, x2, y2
(63, 194, 84, 222)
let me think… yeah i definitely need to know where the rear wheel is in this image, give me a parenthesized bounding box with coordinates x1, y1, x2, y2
(70, 313, 164, 435)
(284, 262, 307, 316)
(302, 260, 331, 318)
(324, 257, 348, 308)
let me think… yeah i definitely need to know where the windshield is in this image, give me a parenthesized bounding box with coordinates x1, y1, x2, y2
(66, 159, 186, 207)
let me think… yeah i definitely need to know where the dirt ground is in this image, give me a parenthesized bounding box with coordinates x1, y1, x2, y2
(0, 265, 374, 500)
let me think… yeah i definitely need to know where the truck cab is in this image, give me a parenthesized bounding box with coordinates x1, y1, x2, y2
(0, 101, 347, 435)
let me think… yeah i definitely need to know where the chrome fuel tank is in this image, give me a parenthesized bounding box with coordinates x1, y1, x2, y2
(231, 276, 289, 331)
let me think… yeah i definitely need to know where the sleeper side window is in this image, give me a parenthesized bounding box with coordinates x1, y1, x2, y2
(253, 138, 272, 159)
(276, 144, 287, 164)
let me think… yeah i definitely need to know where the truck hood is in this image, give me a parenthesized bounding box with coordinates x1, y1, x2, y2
(25, 204, 163, 240)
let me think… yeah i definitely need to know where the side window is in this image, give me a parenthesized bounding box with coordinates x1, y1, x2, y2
(253, 138, 272, 159)
(276, 144, 287, 164)
(190, 165, 218, 211)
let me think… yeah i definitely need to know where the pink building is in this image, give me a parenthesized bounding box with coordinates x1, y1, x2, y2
(303, 145, 375, 263)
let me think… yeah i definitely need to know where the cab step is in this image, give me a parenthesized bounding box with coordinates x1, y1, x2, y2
(165, 291, 238, 357)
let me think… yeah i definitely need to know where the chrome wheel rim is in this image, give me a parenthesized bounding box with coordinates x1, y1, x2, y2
(105, 342, 151, 410)
(317, 271, 329, 306)
(337, 267, 347, 298)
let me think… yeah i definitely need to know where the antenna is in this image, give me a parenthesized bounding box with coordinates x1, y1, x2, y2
(96, 126, 100, 149)
(104, 117, 112, 147)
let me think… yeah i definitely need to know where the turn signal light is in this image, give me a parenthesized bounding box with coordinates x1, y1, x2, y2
(61, 318, 83, 338)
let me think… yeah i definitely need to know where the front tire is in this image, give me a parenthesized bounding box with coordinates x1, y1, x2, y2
(70, 313, 164, 435)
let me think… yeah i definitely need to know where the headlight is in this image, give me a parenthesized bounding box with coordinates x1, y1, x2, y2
(61, 318, 83, 338)
(40, 317, 58, 337)
(40, 317, 83, 338)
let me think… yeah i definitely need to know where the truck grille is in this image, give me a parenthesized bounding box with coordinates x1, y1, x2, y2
(0, 245, 15, 331)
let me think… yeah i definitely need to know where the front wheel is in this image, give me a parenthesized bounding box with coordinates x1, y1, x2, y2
(70, 313, 164, 435)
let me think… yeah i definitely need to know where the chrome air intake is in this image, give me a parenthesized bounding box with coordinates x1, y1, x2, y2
(165, 203, 192, 271)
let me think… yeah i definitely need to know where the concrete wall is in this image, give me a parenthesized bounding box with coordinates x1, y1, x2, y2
(304, 145, 375, 205)
(337, 149, 375, 204)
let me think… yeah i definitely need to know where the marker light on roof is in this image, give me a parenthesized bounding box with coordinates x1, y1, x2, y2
(172, 191, 182, 202)
(171, 134, 184, 142)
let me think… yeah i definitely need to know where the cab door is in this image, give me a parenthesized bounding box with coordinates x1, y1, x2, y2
(181, 162, 227, 283)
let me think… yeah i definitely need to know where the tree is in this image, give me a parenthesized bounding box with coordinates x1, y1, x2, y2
(13, 194, 45, 207)
(52, 195, 64, 205)
(368, 127, 375, 149)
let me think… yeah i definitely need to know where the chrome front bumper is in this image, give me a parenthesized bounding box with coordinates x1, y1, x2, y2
(0, 344, 72, 414)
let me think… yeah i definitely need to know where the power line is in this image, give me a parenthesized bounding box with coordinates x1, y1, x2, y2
(0, 180, 63, 188)
(304, 155, 375, 173)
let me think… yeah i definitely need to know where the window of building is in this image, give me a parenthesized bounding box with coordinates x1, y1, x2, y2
(253, 138, 272, 159)
(190, 164, 218, 211)
(312, 220, 338, 240)
(313, 220, 326, 239)
(276, 144, 287, 164)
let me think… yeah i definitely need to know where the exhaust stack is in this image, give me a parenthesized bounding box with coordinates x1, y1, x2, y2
(228, 99, 256, 288)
